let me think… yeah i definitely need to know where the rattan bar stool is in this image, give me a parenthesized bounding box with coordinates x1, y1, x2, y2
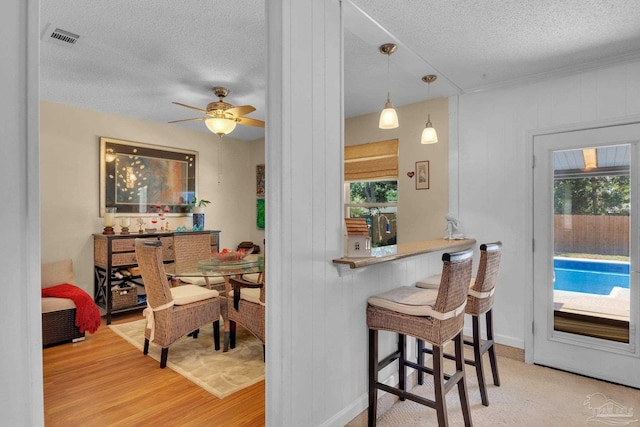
(417, 241, 503, 406)
(367, 248, 474, 427)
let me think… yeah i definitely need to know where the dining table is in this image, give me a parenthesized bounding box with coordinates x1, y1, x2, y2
(171, 254, 263, 352)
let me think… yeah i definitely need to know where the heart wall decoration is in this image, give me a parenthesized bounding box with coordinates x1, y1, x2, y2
(407, 171, 415, 178)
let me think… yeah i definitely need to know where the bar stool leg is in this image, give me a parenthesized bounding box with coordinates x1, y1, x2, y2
(368, 328, 378, 427)
(398, 334, 406, 400)
(416, 339, 425, 385)
(486, 309, 500, 386)
(455, 332, 473, 426)
(472, 315, 489, 406)
(432, 344, 448, 427)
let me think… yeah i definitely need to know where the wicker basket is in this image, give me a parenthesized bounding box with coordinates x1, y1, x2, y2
(111, 284, 138, 310)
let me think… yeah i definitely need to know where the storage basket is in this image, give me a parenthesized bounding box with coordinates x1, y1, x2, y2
(111, 285, 138, 310)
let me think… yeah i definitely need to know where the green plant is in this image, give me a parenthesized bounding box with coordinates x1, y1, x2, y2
(189, 197, 211, 211)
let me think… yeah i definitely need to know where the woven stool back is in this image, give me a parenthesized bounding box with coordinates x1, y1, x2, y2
(467, 241, 502, 315)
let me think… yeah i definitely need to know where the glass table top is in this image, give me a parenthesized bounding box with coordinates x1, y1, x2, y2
(196, 257, 263, 276)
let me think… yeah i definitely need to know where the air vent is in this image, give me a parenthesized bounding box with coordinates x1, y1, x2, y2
(48, 28, 80, 46)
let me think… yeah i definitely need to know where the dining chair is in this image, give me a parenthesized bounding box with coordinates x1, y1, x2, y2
(135, 239, 221, 368)
(367, 248, 474, 426)
(172, 233, 226, 292)
(227, 272, 265, 359)
(417, 241, 503, 406)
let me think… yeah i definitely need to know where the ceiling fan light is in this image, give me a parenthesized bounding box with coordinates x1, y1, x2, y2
(205, 117, 237, 136)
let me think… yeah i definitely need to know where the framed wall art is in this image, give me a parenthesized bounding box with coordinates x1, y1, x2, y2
(257, 198, 265, 229)
(99, 136, 198, 216)
(415, 160, 430, 190)
(256, 163, 265, 197)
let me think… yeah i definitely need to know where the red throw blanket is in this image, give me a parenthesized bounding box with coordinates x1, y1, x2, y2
(42, 284, 101, 334)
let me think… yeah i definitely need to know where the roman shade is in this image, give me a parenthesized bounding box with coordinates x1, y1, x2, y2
(344, 139, 398, 181)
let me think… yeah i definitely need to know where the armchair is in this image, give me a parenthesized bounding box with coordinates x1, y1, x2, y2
(228, 275, 265, 358)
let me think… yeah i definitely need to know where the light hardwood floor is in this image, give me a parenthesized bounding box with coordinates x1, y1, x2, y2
(43, 312, 265, 426)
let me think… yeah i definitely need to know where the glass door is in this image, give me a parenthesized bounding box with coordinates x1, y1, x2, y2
(532, 123, 640, 388)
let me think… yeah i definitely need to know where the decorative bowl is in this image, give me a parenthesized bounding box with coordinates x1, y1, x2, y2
(211, 248, 253, 262)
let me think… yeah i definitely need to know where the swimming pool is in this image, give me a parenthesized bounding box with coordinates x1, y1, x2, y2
(554, 258, 629, 295)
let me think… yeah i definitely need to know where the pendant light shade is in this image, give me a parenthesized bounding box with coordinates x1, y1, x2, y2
(421, 115, 438, 144)
(379, 43, 399, 130)
(420, 75, 438, 144)
(379, 93, 399, 129)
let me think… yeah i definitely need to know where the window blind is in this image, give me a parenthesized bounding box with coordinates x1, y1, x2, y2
(344, 139, 398, 181)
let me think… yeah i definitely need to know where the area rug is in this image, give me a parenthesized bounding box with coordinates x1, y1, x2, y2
(109, 319, 264, 398)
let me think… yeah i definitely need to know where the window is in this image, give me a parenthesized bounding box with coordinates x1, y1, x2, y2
(344, 139, 398, 247)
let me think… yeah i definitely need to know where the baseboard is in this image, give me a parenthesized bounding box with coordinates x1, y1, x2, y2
(462, 325, 524, 353)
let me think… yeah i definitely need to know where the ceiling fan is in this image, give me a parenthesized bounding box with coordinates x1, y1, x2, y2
(169, 86, 265, 137)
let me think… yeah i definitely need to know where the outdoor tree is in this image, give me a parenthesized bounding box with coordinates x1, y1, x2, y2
(554, 176, 629, 215)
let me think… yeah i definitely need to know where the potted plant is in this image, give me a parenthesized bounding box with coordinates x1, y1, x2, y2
(189, 197, 211, 231)
(189, 197, 211, 214)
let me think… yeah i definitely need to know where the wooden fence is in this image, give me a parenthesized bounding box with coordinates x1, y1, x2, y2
(554, 215, 629, 256)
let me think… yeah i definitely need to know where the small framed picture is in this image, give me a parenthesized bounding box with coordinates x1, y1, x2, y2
(415, 161, 429, 190)
(256, 164, 265, 197)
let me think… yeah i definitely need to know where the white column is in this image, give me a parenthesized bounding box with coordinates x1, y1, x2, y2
(0, 0, 44, 424)
(266, 0, 343, 425)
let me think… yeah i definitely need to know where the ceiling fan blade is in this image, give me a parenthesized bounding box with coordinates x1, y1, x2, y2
(226, 105, 256, 117)
(237, 117, 265, 128)
(168, 117, 206, 124)
(172, 102, 207, 114)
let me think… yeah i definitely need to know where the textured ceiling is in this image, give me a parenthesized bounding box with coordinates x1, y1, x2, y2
(40, 0, 640, 141)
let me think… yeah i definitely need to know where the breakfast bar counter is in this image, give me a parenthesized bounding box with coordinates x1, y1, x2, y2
(332, 238, 476, 270)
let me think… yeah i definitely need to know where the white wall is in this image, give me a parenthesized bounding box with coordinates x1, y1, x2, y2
(345, 97, 449, 242)
(454, 59, 640, 350)
(40, 101, 262, 295)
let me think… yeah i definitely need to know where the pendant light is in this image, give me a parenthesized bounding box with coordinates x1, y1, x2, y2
(378, 43, 399, 129)
(421, 75, 438, 144)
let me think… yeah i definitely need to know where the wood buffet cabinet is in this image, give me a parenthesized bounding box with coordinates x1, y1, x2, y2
(93, 230, 220, 324)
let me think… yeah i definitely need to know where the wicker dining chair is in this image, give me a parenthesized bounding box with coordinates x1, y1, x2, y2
(417, 241, 503, 406)
(135, 239, 221, 368)
(367, 248, 474, 427)
(227, 274, 265, 359)
(172, 233, 226, 293)
(172, 233, 229, 326)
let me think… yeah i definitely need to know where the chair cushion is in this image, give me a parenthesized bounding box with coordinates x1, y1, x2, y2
(416, 275, 476, 291)
(368, 286, 439, 316)
(170, 284, 219, 305)
(416, 274, 441, 288)
(368, 286, 467, 320)
(41, 259, 75, 288)
(241, 273, 262, 283)
(229, 287, 264, 306)
(177, 274, 225, 287)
